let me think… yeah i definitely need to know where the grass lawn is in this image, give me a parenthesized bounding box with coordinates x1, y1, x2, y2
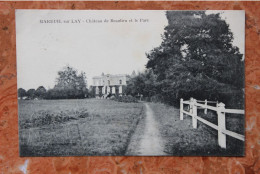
(18, 99, 144, 156)
(149, 102, 244, 156)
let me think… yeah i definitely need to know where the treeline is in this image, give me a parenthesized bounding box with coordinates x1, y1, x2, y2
(18, 66, 94, 100)
(126, 11, 244, 108)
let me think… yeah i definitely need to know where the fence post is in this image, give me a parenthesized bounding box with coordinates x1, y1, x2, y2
(217, 102, 226, 148)
(189, 98, 193, 114)
(180, 98, 183, 120)
(192, 99, 197, 128)
(204, 99, 207, 114)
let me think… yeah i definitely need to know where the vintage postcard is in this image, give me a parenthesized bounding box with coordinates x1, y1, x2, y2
(16, 10, 245, 156)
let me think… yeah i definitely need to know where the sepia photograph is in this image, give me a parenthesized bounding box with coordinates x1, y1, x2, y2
(16, 10, 245, 156)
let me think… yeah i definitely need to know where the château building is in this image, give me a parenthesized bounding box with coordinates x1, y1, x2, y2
(92, 73, 132, 98)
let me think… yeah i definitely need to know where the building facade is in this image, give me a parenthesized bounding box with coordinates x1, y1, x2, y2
(92, 74, 130, 98)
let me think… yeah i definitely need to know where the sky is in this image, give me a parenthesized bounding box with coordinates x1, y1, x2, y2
(16, 10, 245, 90)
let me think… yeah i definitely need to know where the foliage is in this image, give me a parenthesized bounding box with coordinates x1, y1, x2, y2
(18, 66, 89, 100)
(18, 88, 27, 98)
(130, 11, 244, 107)
(26, 89, 36, 99)
(35, 86, 47, 99)
(87, 86, 96, 98)
(111, 95, 138, 103)
(45, 88, 87, 99)
(125, 70, 158, 98)
(46, 66, 88, 99)
(55, 66, 87, 91)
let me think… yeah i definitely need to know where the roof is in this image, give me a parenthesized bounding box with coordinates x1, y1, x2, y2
(92, 74, 128, 79)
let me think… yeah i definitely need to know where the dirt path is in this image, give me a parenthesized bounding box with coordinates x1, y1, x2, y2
(126, 103, 167, 156)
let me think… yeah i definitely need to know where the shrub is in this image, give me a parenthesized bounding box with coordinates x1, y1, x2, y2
(111, 95, 138, 103)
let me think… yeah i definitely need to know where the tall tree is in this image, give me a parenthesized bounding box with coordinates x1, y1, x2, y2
(146, 11, 244, 106)
(53, 66, 88, 99)
(125, 70, 158, 98)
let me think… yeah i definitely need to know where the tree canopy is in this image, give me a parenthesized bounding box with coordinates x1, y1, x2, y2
(26, 89, 36, 99)
(18, 88, 27, 98)
(128, 11, 244, 107)
(46, 66, 88, 99)
(126, 70, 157, 98)
(35, 86, 47, 99)
(55, 66, 87, 90)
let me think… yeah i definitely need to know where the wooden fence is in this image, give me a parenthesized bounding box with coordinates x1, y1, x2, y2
(180, 98, 245, 148)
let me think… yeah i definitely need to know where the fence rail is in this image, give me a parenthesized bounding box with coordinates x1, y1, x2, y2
(180, 98, 245, 149)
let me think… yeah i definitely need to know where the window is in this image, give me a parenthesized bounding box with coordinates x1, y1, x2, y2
(119, 80, 122, 84)
(108, 80, 110, 85)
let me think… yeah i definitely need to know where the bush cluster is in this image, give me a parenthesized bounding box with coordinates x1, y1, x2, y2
(111, 95, 138, 103)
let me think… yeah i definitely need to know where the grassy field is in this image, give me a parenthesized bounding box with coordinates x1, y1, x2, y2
(149, 102, 244, 156)
(18, 99, 144, 156)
